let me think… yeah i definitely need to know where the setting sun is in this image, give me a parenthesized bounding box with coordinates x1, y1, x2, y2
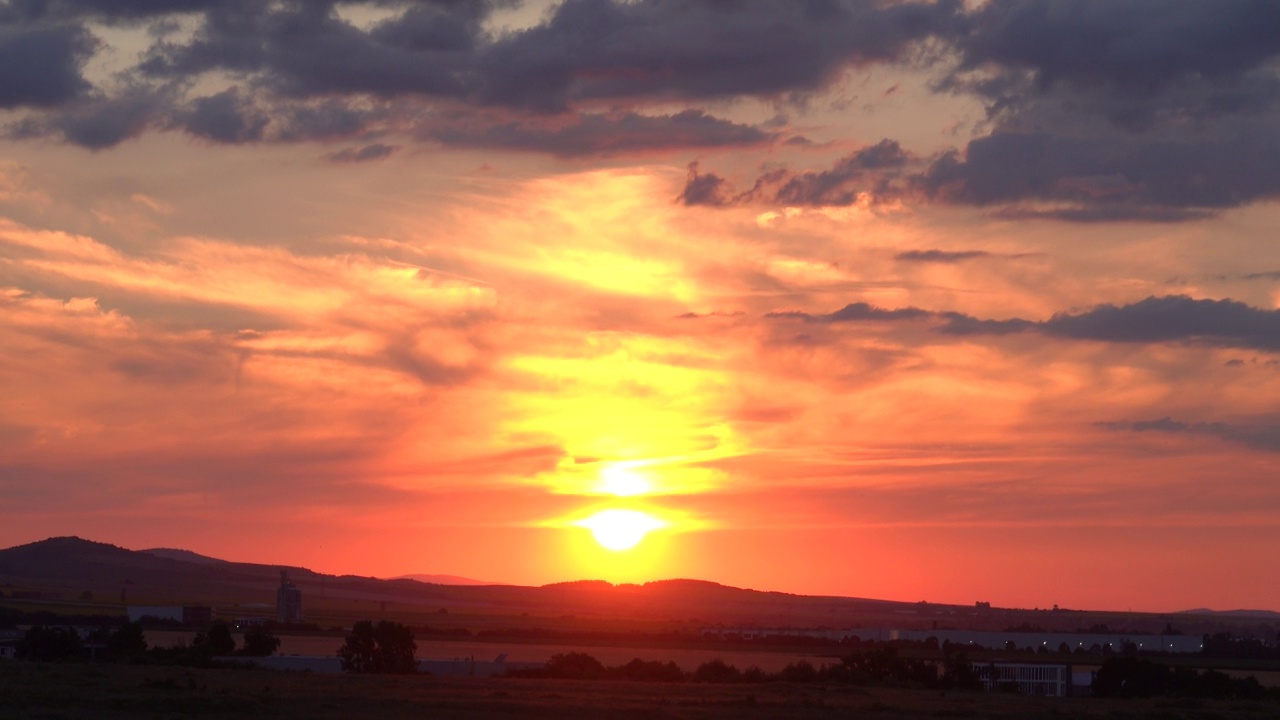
(578, 509, 665, 551)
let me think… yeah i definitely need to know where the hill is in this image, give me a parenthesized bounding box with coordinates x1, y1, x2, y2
(390, 573, 498, 586)
(1, 537, 1276, 638)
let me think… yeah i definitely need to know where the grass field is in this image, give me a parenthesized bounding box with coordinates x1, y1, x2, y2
(2, 661, 1279, 720)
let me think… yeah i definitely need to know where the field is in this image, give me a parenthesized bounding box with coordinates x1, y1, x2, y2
(3, 661, 1280, 720)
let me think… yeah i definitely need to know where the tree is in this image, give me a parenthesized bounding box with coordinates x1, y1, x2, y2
(107, 621, 148, 660)
(206, 621, 236, 656)
(337, 620, 417, 673)
(545, 652, 604, 680)
(241, 625, 281, 657)
(17, 625, 83, 662)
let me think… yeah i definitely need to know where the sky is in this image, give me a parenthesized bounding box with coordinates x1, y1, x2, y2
(2, 0, 1279, 614)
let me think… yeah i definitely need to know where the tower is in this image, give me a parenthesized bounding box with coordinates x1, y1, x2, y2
(276, 569, 302, 624)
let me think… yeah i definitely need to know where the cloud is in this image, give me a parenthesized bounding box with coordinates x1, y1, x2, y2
(0, 24, 95, 108)
(474, 0, 962, 111)
(768, 301, 931, 323)
(895, 249, 991, 263)
(426, 109, 775, 157)
(326, 143, 398, 163)
(175, 88, 269, 144)
(680, 139, 912, 207)
(951, 0, 1280, 105)
(774, 295, 1280, 351)
(1098, 416, 1280, 453)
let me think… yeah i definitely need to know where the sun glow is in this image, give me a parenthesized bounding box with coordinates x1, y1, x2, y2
(577, 509, 665, 551)
(599, 464, 651, 496)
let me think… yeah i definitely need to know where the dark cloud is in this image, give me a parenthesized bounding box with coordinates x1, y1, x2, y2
(475, 0, 962, 111)
(176, 88, 268, 143)
(952, 0, 1280, 103)
(917, 127, 1280, 219)
(0, 23, 95, 108)
(1040, 295, 1280, 349)
(681, 139, 911, 207)
(426, 109, 775, 157)
(895, 249, 990, 263)
(138, 2, 475, 99)
(51, 88, 169, 149)
(326, 143, 398, 163)
(1242, 271, 1280, 281)
(774, 295, 1280, 351)
(769, 301, 932, 323)
(1098, 416, 1280, 453)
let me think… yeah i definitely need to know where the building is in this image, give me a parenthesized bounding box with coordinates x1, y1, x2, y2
(126, 605, 213, 624)
(276, 570, 302, 624)
(976, 663, 1071, 697)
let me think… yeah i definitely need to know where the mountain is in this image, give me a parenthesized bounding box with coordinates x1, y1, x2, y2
(390, 574, 498, 586)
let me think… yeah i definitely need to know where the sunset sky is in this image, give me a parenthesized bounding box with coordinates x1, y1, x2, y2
(3, 0, 1280, 613)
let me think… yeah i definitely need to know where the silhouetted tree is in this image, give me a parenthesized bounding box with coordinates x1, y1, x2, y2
(205, 621, 236, 656)
(107, 621, 147, 660)
(692, 659, 742, 683)
(338, 620, 416, 673)
(607, 657, 684, 682)
(241, 625, 280, 657)
(545, 652, 605, 680)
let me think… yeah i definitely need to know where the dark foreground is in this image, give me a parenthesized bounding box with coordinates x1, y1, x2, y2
(3, 662, 1278, 720)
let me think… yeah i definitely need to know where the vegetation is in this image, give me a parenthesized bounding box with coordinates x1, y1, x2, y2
(509, 646, 988, 691)
(242, 624, 281, 656)
(1093, 656, 1268, 700)
(337, 620, 418, 673)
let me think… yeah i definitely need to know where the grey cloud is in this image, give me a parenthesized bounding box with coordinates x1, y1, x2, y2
(895, 249, 990, 263)
(475, 0, 963, 111)
(953, 0, 1280, 102)
(176, 88, 268, 143)
(681, 139, 910, 207)
(1041, 295, 1280, 349)
(1098, 416, 1280, 453)
(326, 143, 398, 163)
(769, 301, 932, 324)
(774, 139, 909, 205)
(774, 295, 1280, 351)
(917, 126, 1280, 219)
(0, 23, 95, 108)
(426, 109, 775, 157)
(50, 88, 170, 148)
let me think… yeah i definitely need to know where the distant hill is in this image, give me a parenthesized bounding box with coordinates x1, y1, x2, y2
(1, 537, 1275, 636)
(140, 548, 231, 566)
(391, 573, 499, 586)
(1180, 608, 1280, 620)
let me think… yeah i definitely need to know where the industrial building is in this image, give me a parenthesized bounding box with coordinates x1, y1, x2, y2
(276, 570, 302, 624)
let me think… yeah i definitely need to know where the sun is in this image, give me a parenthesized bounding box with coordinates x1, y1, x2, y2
(578, 509, 665, 551)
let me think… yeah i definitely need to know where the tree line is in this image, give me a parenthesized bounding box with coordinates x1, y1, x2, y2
(13, 621, 280, 667)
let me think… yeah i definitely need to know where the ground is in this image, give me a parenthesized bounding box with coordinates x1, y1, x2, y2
(2, 662, 1278, 720)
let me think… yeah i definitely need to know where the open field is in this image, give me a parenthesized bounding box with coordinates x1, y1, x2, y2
(2, 661, 1279, 720)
